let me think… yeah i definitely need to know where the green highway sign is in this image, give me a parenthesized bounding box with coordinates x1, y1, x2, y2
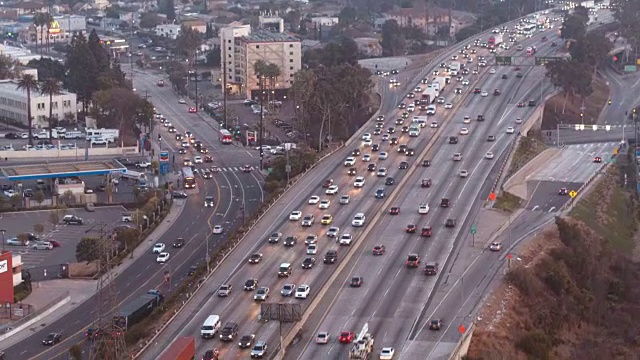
(495, 56, 512, 66)
(470, 225, 477, 234)
(535, 56, 563, 66)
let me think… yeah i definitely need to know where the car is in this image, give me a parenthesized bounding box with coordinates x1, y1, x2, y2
(429, 319, 443, 331)
(322, 179, 334, 188)
(459, 169, 469, 178)
(375, 188, 385, 199)
(289, 211, 302, 220)
(384, 177, 395, 186)
(305, 234, 318, 245)
(363, 139, 372, 146)
(239, 334, 256, 348)
(178, 147, 187, 154)
(367, 163, 377, 172)
(515, 117, 523, 124)
(183, 159, 192, 166)
(421, 226, 433, 237)
(339, 195, 351, 205)
(338, 331, 356, 343)
(42, 332, 62, 345)
(188, 107, 197, 113)
(460, 128, 469, 135)
(295, 285, 310, 299)
(307, 244, 318, 254)
(418, 204, 430, 214)
(171, 238, 186, 248)
(281, 284, 296, 297)
(528, 100, 536, 107)
(489, 242, 502, 251)
(156, 252, 170, 263)
(302, 215, 315, 226)
(389, 206, 400, 215)
(316, 332, 330, 344)
(474, 88, 481, 94)
(559, 188, 568, 195)
(398, 161, 409, 169)
(380, 347, 396, 359)
(204, 196, 215, 207)
(455, 87, 462, 94)
(422, 159, 431, 167)
(406, 254, 421, 267)
(421, 179, 432, 188)
(594, 156, 602, 163)
(308, 196, 320, 204)
(212, 225, 223, 234)
(506, 127, 515, 134)
(372, 245, 386, 255)
(248, 253, 263, 264)
(302, 257, 316, 269)
(481, 91, 488, 97)
(244, 279, 258, 291)
(477, 115, 485, 122)
(152, 243, 166, 254)
(339, 233, 353, 245)
(453, 153, 462, 161)
(354, 176, 366, 188)
(362, 133, 372, 141)
(516, 72, 523, 78)
(494, 89, 501, 96)
(327, 227, 340, 237)
(250, 341, 268, 358)
(31, 241, 53, 250)
(362, 154, 371, 162)
(319, 200, 331, 209)
(489, 68, 496, 74)
(463, 116, 471, 124)
(377, 168, 387, 177)
(445, 218, 456, 228)
(325, 185, 339, 195)
(425, 262, 439, 275)
(501, 74, 508, 79)
(193, 156, 203, 164)
(352, 148, 361, 156)
(441, 198, 450, 207)
(321, 214, 333, 225)
(352, 213, 366, 227)
(444, 103, 453, 109)
(487, 135, 496, 142)
(241, 165, 253, 173)
(348, 167, 357, 176)
(254, 287, 269, 301)
(398, 103, 406, 109)
(462, 79, 470, 86)
(350, 276, 364, 287)
(379, 151, 388, 160)
(63, 214, 83, 225)
(406, 224, 417, 233)
(344, 157, 356, 166)
(517, 101, 525, 108)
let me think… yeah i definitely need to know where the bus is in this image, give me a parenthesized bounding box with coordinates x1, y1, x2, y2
(219, 129, 233, 144)
(182, 167, 196, 189)
(522, 24, 537, 36)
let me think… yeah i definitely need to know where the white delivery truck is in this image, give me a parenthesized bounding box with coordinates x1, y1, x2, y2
(421, 88, 439, 104)
(85, 128, 120, 143)
(432, 76, 447, 91)
(449, 61, 461, 76)
(409, 125, 421, 137)
(412, 116, 428, 127)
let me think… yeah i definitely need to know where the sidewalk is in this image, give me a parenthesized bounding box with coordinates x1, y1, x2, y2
(0, 198, 186, 349)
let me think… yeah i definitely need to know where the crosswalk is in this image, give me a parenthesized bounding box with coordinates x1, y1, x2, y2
(195, 166, 254, 173)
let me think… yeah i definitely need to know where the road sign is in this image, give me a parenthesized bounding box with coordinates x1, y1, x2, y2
(458, 325, 466, 334)
(495, 56, 512, 66)
(613, 148, 618, 155)
(535, 56, 563, 66)
(159, 162, 170, 175)
(569, 190, 577, 198)
(506, 254, 513, 259)
(470, 225, 477, 234)
(488, 192, 496, 201)
(159, 151, 169, 162)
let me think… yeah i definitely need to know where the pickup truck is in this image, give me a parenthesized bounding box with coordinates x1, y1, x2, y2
(135, 161, 152, 169)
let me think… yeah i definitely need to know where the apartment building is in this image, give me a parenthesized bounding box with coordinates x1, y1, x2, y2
(0, 80, 77, 128)
(219, 23, 301, 99)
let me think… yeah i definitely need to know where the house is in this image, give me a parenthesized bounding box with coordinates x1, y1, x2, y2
(384, 3, 452, 37)
(182, 19, 207, 34)
(354, 37, 382, 57)
(310, 17, 339, 27)
(155, 24, 181, 39)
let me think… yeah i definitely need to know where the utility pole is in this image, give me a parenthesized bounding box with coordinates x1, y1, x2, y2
(259, 77, 264, 170)
(580, 99, 586, 125)
(194, 51, 199, 110)
(222, 47, 228, 129)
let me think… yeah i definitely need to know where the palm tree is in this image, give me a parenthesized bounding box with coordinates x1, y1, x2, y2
(40, 79, 63, 139)
(32, 13, 43, 54)
(42, 13, 54, 54)
(16, 74, 39, 145)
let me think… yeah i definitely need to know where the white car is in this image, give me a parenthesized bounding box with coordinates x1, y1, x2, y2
(489, 242, 502, 251)
(344, 157, 356, 166)
(380, 347, 395, 360)
(418, 204, 430, 214)
(481, 91, 488, 97)
(362, 154, 371, 162)
(377, 168, 387, 177)
(325, 185, 339, 195)
(437, 97, 446, 104)
(459, 169, 469, 178)
(379, 152, 388, 160)
(460, 128, 469, 135)
(515, 117, 523, 124)
(213, 225, 223, 234)
(362, 133, 372, 141)
(462, 79, 470, 86)
(193, 156, 203, 164)
(463, 116, 471, 123)
(319, 200, 331, 209)
(327, 227, 340, 237)
(152, 243, 165, 254)
(444, 103, 453, 109)
(453, 153, 463, 161)
(295, 285, 310, 299)
(485, 151, 495, 159)
(352, 213, 366, 227)
(289, 211, 302, 220)
(156, 252, 170, 263)
(315, 332, 330, 344)
(308, 196, 320, 204)
(339, 233, 353, 245)
(307, 244, 317, 255)
(489, 68, 496, 74)
(430, 122, 438, 128)
(354, 176, 366, 188)
(363, 139, 373, 147)
(506, 127, 515, 134)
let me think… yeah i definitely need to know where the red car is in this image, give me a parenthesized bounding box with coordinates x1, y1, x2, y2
(517, 102, 525, 108)
(204, 156, 213, 163)
(188, 107, 197, 113)
(338, 331, 356, 343)
(372, 245, 386, 255)
(389, 207, 400, 215)
(49, 240, 61, 247)
(157, 80, 165, 87)
(421, 226, 432, 237)
(322, 179, 334, 188)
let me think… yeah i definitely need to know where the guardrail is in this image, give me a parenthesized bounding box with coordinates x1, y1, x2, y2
(448, 321, 476, 360)
(0, 291, 70, 341)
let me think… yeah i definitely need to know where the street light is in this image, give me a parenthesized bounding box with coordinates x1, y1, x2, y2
(0, 229, 5, 251)
(259, 76, 265, 170)
(284, 142, 292, 185)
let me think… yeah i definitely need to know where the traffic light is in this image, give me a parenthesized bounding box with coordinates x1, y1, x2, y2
(158, 134, 162, 142)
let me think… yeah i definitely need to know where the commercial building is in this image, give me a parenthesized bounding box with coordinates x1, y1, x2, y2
(18, 15, 87, 45)
(155, 24, 182, 39)
(0, 80, 77, 129)
(219, 20, 301, 99)
(0, 251, 23, 303)
(182, 19, 207, 33)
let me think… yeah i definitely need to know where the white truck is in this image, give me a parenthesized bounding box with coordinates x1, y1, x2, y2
(449, 61, 461, 75)
(488, 34, 503, 48)
(409, 125, 420, 137)
(349, 332, 375, 359)
(85, 128, 120, 142)
(412, 116, 428, 127)
(421, 88, 439, 104)
(431, 76, 447, 91)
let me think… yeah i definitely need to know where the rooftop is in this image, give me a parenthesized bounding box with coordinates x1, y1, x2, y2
(0, 80, 72, 99)
(1, 160, 126, 181)
(243, 30, 299, 43)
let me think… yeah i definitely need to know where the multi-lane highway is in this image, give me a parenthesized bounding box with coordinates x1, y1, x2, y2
(139, 12, 571, 360)
(1, 67, 264, 359)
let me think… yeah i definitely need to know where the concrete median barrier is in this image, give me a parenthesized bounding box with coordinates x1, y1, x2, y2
(503, 148, 561, 200)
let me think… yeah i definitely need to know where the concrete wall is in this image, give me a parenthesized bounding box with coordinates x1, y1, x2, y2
(503, 148, 561, 199)
(0, 146, 138, 159)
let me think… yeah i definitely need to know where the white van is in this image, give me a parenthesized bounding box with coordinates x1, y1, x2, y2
(200, 315, 221, 338)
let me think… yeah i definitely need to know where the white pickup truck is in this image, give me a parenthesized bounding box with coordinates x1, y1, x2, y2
(135, 161, 152, 169)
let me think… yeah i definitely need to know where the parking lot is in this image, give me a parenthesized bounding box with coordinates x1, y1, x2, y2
(1, 206, 126, 270)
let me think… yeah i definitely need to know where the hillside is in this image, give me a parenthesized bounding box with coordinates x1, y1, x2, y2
(466, 166, 640, 359)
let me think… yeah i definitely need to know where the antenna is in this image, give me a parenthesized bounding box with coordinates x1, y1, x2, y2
(89, 223, 127, 360)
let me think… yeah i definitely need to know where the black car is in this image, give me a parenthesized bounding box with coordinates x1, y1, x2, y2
(42, 333, 61, 346)
(449, 136, 458, 144)
(371, 144, 380, 152)
(187, 265, 198, 276)
(385, 177, 395, 185)
(487, 135, 496, 142)
(387, 127, 395, 134)
(244, 279, 258, 291)
(85, 328, 100, 340)
(352, 149, 361, 156)
(171, 191, 188, 199)
(23, 189, 34, 197)
(4, 132, 20, 139)
(350, 276, 364, 287)
(239, 334, 256, 348)
(284, 236, 297, 247)
(406, 224, 417, 233)
(173, 238, 185, 248)
(202, 349, 220, 360)
(429, 319, 443, 331)
(178, 147, 187, 154)
(422, 159, 431, 167)
(398, 144, 407, 153)
(406, 148, 415, 156)
(375, 188, 385, 199)
(395, 118, 404, 125)
(348, 167, 357, 175)
(528, 100, 536, 107)
(367, 163, 377, 171)
(324, 250, 337, 264)
(268, 232, 282, 243)
(401, 126, 409, 133)
(390, 137, 399, 145)
(477, 115, 485, 121)
(516, 72, 523, 78)
(398, 161, 409, 169)
(445, 218, 456, 228)
(441, 198, 450, 207)
(302, 257, 316, 269)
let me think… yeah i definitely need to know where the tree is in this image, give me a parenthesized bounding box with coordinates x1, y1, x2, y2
(92, 87, 146, 135)
(303, 37, 359, 68)
(76, 237, 101, 262)
(560, 15, 587, 41)
(0, 54, 19, 80)
(16, 74, 38, 145)
(27, 58, 65, 83)
(69, 344, 82, 360)
(380, 20, 405, 56)
(140, 12, 161, 29)
(206, 47, 221, 66)
(66, 34, 98, 114)
(33, 223, 45, 235)
(88, 29, 110, 74)
(32, 13, 44, 54)
(34, 190, 45, 205)
(134, 99, 155, 133)
(42, 12, 53, 54)
(614, 0, 640, 54)
(338, 6, 358, 26)
(40, 78, 63, 139)
(160, 0, 176, 21)
(176, 25, 202, 58)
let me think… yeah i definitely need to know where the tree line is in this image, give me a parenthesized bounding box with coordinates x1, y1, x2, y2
(544, 6, 612, 113)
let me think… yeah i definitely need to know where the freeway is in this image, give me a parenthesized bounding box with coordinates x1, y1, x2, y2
(291, 19, 563, 360)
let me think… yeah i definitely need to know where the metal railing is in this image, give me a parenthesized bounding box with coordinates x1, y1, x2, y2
(0, 290, 69, 335)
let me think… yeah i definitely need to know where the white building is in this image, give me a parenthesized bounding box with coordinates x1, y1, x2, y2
(219, 23, 301, 99)
(155, 24, 182, 39)
(258, 13, 284, 33)
(311, 17, 339, 27)
(0, 80, 77, 129)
